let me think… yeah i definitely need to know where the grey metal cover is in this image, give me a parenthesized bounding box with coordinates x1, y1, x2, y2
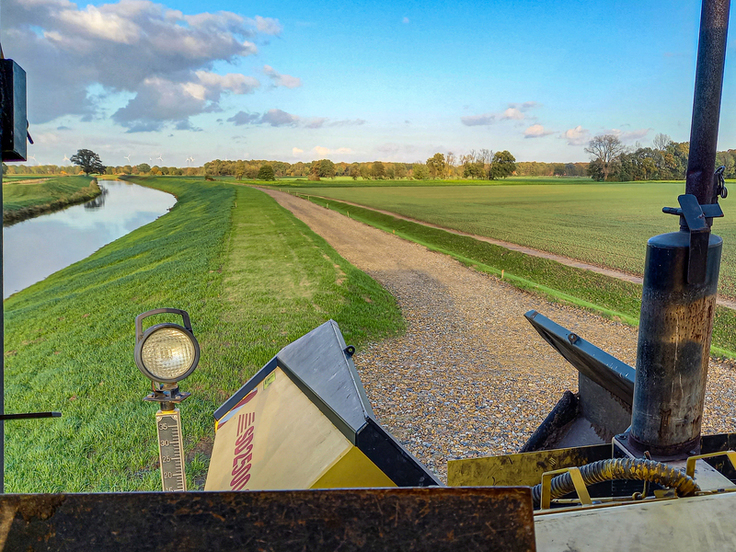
(213, 320, 441, 486)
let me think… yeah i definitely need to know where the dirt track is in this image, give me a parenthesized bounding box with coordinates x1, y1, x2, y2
(263, 188, 736, 482)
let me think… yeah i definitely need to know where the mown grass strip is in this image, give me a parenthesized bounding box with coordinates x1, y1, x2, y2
(3, 176, 101, 225)
(296, 193, 736, 357)
(4, 178, 402, 492)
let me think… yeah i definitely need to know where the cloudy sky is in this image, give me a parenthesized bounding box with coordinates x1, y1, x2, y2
(2, 0, 735, 167)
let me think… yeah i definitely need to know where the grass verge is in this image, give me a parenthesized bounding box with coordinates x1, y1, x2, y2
(4, 178, 403, 492)
(293, 193, 736, 357)
(3, 176, 101, 225)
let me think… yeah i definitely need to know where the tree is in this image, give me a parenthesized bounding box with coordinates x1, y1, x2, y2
(318, 159, 336, 178)
(426, 153, 446, 179)
(653, 133, 672, 151)
(584, 135, 624, 181)
(412, 163, 429, 180)
(489, 150, 516, 179)
(257, 164, 275, 180)
(371, 161, 385, 179)
(349, 164, 360, 180)
(70, 149, 106, 176)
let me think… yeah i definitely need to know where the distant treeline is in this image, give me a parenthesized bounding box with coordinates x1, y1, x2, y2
(4, 143, 735, 181)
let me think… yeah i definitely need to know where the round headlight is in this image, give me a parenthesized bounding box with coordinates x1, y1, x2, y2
(135, 323, 200, 383)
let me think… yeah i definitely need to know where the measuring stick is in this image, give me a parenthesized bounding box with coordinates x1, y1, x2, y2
(156, 409, 187, 491)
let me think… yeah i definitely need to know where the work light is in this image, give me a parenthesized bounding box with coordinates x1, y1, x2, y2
(135, 308, 200, 384)
(134, 308, 199, 492)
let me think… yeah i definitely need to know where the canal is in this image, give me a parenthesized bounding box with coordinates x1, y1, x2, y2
(3, 180, 176, 298)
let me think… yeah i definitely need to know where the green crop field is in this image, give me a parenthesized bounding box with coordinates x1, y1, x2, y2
(4, 177, 403, 492)
(3, 175, 101, 224)
(281, 180, 736, 299)
(270, 186, 736, 357)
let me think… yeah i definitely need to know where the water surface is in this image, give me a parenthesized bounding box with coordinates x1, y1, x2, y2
(4, 181, 176, 298)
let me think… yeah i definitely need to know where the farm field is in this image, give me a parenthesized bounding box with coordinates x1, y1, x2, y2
(3, 178, 402, 492)
(282, 181, 736, 299)
(2, 175, 101, 225)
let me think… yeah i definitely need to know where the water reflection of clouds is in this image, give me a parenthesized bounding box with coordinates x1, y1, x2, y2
(4, 182, 176, 298)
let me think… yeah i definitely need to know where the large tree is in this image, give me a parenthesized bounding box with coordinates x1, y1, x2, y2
(489, 150, 516, 179)
(584, 135, 624, 181)
(426, 153, 446, 179)
(70, 149, 106, 176)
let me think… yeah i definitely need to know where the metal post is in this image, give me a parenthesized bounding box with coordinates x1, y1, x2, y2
(685, 0, 731, 207)
(629, 0, 730, 458)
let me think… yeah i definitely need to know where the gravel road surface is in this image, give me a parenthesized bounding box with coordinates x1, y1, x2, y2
(264, 189, 736, 483)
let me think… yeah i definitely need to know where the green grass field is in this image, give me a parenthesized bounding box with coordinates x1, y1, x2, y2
(282, 191, 736, 357)
(3, 175, 100, 224)
(280, 180, 736, 299)
(4, 177, 403, 492)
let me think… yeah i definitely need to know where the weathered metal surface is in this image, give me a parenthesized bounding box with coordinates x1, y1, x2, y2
(630, 231, 722, 458)
(520, 391, 579, 453)
(524, 311, 635, 407)
(0, 488, 536, 552)
(448, 444, 611, 488)
(577, 375, 631, 443)
(685, 0, 731, 207)
(534, 491, 736, 552)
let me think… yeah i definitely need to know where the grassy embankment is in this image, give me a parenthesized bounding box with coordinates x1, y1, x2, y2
(2, 175, 101, 225)
(4, 177, 403, 492)
(275, 181, 736, 357)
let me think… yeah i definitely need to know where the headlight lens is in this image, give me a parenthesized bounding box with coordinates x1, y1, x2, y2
(140, 327, 197, 381)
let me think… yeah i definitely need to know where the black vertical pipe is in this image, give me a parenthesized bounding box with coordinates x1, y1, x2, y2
(685, 0, 731, 206)
(629, 0, 730, 459)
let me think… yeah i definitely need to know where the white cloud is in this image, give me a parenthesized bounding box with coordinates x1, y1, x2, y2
(461, 113, 497, 126)
(4, 0, 280, 129)
(502, 108, 525, 120)
(263, 65, 302, 89)
(608, 128, 652, 143)
(524, 124, 554, 138)
(312, 146, 353, 156)
(113, 72, 260, 131)
(462, 101, 539, 126)
(292, 147, 304, 155)
(225, 108, 365, 129)
(562, 125, 591, 146)
(261, 109, 300, 127)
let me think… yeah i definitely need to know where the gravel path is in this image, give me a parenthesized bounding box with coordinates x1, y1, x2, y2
(264, 189, 736, 483)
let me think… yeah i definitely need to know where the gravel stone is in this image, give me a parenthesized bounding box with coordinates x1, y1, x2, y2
(265, 189, 736, 483)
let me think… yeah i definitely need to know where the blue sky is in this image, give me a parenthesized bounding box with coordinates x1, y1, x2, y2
(2, 0, 734, 167)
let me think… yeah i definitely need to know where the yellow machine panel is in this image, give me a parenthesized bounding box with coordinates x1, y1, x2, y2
(205, 367, 395, 491)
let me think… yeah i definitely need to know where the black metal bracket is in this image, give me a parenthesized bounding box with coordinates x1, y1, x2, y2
(663, 194, 724, 285)
(0, 412, 61, 421)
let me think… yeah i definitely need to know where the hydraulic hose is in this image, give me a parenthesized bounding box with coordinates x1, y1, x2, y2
(531, 458, 701, 507)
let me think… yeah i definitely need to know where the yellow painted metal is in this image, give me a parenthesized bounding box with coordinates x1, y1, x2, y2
(206, 366, 353, 491)
(567, 467, 592, 507)
(447, 444, 610, 487)
(311, 446, 396, 489)
(205, 366, 397, 491)
(686, 450, 736, 479)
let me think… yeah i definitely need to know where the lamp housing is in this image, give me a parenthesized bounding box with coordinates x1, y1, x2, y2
(135, 308, 200, 384)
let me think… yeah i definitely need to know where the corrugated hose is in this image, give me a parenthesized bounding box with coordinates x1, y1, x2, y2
(531, 458, 700, 507)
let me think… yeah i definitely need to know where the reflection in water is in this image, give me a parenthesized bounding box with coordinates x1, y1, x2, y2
(84, 185, 109, 210)
(4, 181, 176, 298)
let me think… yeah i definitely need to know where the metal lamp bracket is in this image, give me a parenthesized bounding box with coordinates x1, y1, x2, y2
(663, 194, 724, 284)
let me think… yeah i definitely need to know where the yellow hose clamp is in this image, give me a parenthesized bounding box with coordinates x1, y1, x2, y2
(540, 466, 593, 510)
(685, 450, 736, 479)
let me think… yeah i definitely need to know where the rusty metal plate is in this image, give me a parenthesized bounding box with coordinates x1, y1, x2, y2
(0, 487, 535, 552)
